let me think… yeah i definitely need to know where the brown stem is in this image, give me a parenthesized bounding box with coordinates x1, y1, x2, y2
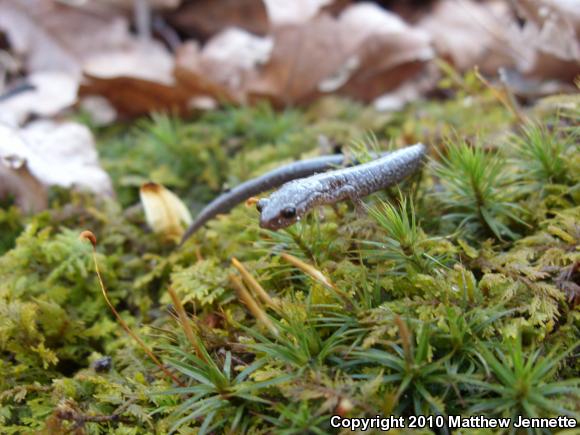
(80, 231, 183, 386)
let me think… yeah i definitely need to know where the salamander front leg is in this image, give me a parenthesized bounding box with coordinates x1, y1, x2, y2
(342, 185, 366, 216)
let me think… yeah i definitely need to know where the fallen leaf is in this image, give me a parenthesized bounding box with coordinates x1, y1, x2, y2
(418, 0, 523, 74)
(373, 67, 438, 112)
(80, 75, 191, 117)
(79, 95, 118, 126)
(0, 121, 113, 213)
(335, 3, 434, 101)
(247, 3, 433, 105)
(262, 0, 334, 26)
(514, 0, 580, 81)
(175, 29, 272, 103)
(96, 0, 182, 10)
(246, 14, 346, 105)
(0, 71, 78, 126)
(80, 41, 194, 117)
(0, 128, 47, 213)
(174, 41, 235, 106)
(166, 0, 268, 39)
(202, 27, 272, 88)
(140, 182, 192, 242)
(0, 0, 134, 77)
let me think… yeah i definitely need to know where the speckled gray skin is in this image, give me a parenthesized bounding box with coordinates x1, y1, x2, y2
(258, 143, 426, 230)
(180, 152, 391, 244)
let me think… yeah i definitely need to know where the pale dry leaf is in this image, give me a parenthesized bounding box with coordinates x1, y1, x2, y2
(79, 95, 117, 126)
(175, 28, 272, 102)
(0, 0, 133, 77)
(203, 28, 272, 75)
(515, 0, 580, 81)
(0, 121, 113, 207)
(83, 42, 175, 84)
(335, 3, 434, 100)
(140, 182, 192, 242)
(262, 0, 334, 26)
(174, 42, 231, 105)
(174, 42, 230, 105)
(0, 0, 185, 118)
(418, 0, 525, 74)
(202, 27, 272, 96)
(81, 42, 193, 117)
(317, 2, 409, 94)
(338, 2, 408, 43)
(0, 71, 78, 126)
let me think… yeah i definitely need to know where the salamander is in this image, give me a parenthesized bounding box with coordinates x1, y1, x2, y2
(180, 143, 425, 243)
(257, 143, 425, 230)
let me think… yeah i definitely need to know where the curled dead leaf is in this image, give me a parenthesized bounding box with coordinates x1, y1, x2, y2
(81, 74, 192, 118)
(139, 182, 192, 242)
(0, 121, 113, 213)
(175, 29, 273, 104)
(0, 0, 134, 77)
(514, 0, 580, 81)
(248, 3, 433, 105)
(418, 0, 522, 74)
(80, 41, 196, 117)
(166, 0, 268, 39)
(0, 71, 78, 126)
(0, 158, 48, 213)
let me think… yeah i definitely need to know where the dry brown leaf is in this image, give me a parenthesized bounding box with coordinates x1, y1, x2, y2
(515, 0, 580, 81)
(418, 0, 523, 74)
(80, 74, 192, 118)
(0, 121, 113, 213)
(0, 127, 47, 213)
(95, 0, 181, 11)
(336, 3, 433, 101)
(247, 3, 433, 105)
(166, 0, 268, 39)
(246, 14, 347, 105)
(0, 162, 48, 214)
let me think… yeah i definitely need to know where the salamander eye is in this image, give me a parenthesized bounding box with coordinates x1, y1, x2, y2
(256, 199, 267, 213)
(281, 206, 296, 219)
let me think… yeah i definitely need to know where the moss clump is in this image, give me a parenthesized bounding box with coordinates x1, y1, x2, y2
(0, 74, 579, 434)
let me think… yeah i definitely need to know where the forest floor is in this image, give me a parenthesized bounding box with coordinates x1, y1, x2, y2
(1, 70, 579, 434)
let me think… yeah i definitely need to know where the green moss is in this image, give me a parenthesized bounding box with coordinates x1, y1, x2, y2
(1, 76, 579, 434)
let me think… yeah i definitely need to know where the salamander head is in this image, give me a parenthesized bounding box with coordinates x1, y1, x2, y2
(257, 184, 309, 230)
